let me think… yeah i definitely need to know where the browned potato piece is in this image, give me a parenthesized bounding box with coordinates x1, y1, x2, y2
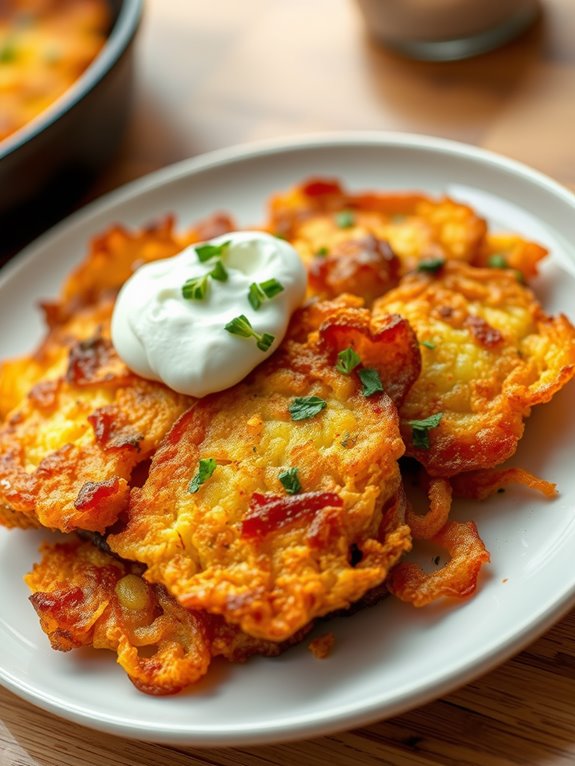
(26, 539, 212, 695)
(374, 262, 575, 476)
(0, 298, 191, 532)
(109, 299, 417, 642)
(266, 178, 488, 295)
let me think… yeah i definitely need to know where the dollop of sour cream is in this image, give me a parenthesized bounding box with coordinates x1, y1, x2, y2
(111, 231, 307, 397)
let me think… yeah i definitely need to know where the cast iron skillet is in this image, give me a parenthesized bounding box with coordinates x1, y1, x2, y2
(0, 0, 144, 217)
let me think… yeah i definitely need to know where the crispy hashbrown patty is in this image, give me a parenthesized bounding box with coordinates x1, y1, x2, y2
(374, 261, 575, 476)
(109, 299, 418, 641)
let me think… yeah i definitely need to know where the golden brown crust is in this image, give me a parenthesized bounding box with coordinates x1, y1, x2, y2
(374, 261, 575, 476)
(266, 178, 488, 292)
(25, 538, 316, 692)
(26, 539, 211, 695)
(109, 299, 416, 641)
(0, 300, 191, 532)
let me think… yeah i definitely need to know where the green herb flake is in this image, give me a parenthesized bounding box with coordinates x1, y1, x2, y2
(224, 314, 275, 352)
(336, 347, 361, 375)
(515, 270, 526, 284)
(256, 332, 275, 352)
(358, 367, 384, 397)
(408, 412, 443, 450)
(210, 260, 228, 282)
(488, 253, 508, 269)
(248, 278, 285, 310)
(335, 210, 355, 229)
(195, 240, 231, 263)
(189, 458, 217, 493)
(288, 395, 327, 421)
(182, 274, 209, 300)
(421, 340, 436, 350)
(278, 467, 301, 495)
(417, 257, 445, 274)
(315, 246, 329, 258)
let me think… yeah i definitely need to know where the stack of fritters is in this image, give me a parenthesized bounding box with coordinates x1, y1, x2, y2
(3, 179, 575, 694)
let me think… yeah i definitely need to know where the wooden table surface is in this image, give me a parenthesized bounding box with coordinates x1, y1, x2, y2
(1, 0, 575, 764)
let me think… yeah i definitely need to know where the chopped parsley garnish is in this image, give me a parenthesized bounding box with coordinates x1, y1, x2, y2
(421, 340, 436, 350)
(358, 367, 384, 397)
(417, 257, 445, 274)
(488, 253, 508, 269)
(336, 347, 361, 375)
(278, 467, 301, 495)
(408, 412, 443, 450)
(248, 278, 285, 310)
(194, 240, 231, 263)
(288, 395, 327, 421)
(182, 274, 209, 300)
(182, 242, 229, 298)
(189, 458, 217, 493)
(225, 314, 275, 352)
(335, 210, 355, 229)
(210, 260, 228, 282)
(315, 246, 329, 258)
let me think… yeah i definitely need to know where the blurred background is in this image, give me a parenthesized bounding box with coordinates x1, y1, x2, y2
(1, 0, 574, 262)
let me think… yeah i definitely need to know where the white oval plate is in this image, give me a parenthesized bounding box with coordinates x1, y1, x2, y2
(1, 133, 575, 747)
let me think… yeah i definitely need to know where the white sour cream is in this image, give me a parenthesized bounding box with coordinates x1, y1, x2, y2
(111, 231, 307, 397)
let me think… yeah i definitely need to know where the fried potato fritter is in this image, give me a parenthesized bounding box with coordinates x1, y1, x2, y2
(109, 299, 418, 641)
(55, 212, 236, 321)
(374, 262, 575, 476)
(0, 213, 240, 532)
(0, 299, 191, 532)
(26, 539, 212, 695)
(267, 178, 488, 298)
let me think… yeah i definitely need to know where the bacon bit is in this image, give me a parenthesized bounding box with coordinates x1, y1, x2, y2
(320, 311, 421, 407)
(302, 179, 344, 198)
(66, 336, 116, 386)
(87, 408, 142, 451)
(74, 477, 123, 513)
(309, 234, 399, 305)
(308, 632, 335, 659)
(241, 491, 343, 540)
(465, 315, 504, 348)
(28, 379, 61, 410)
(192, 212, 236, 241)
(29, 586, 89, 651)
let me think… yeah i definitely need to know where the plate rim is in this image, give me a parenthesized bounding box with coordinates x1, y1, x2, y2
(1, 131, 575, 747)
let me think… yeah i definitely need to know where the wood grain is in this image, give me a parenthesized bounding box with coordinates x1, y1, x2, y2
(1, 0, 575, 763)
